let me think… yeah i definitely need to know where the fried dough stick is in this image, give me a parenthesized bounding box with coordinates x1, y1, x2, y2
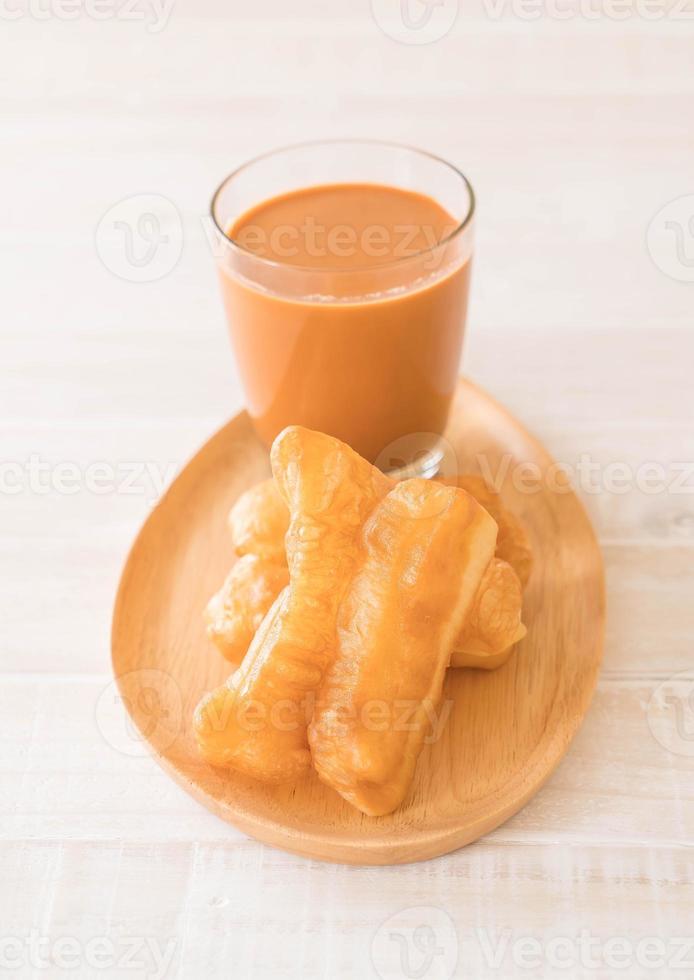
(309, 479, 497, 816)
(453, 558, 526, 669)
(204, 554, 289, 663)
(194, 426, 390, 782)
(213, 477, 528, 670)
(228, 473, 532, 588)
(440, 474, 532, 588)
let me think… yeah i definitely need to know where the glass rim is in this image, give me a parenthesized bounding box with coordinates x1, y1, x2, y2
(209, 138, 476, 276)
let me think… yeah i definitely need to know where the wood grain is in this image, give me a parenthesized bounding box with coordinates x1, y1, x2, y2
(2, 838, 691, 979)
(111, 379, 604, 864)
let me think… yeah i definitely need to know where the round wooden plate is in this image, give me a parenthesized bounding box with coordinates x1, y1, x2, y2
(111, 379, 604, 865)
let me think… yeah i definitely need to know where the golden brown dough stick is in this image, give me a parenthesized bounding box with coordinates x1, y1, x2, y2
(228, 478, 289, 562)
(228, 472, 532, 587)
(439, 474, 533, 587)
(222, 473, 529, 671)
(452, 558, 526, 669)
(194, 426, 391, 782)
(216, 521, 525, 671)
(309, 480, 497, 816)
(204, 554, 289, 663)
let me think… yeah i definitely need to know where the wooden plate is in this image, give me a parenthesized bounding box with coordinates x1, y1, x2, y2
(111, 379, 604, 865)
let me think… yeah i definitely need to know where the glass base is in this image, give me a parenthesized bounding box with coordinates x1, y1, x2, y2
(376, 434, 446, 481)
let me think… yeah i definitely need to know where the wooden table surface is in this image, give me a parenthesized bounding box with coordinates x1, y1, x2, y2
(2, 2, 693, 977)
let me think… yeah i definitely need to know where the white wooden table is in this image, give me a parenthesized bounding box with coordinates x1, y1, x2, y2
(2, 3, 693, 977)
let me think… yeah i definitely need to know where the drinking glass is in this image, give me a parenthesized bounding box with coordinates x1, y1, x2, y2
(211, 140, 475, 475)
